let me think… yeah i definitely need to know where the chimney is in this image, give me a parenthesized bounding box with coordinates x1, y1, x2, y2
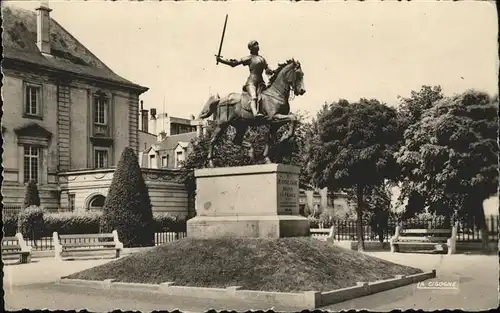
(36, 1, 52, 54)
(159, 131, 167, 142)
(190, 114, 195, 120)
(140, 100, 149, 133)
(150, 108, 157, 137)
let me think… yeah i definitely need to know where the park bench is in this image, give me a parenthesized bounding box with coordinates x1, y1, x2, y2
(390, 223, 458, 255)
(53, 230, 124, 261)
(1, 233, 32, 264)
(310, 226, 335, 242)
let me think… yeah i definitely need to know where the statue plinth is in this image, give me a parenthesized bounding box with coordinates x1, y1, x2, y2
(187, 164, 310, 239)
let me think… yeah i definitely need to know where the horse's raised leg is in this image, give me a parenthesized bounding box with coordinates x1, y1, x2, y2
(207, 124, 227, 168)
(233, 125, 254, 160)
(273, 113, 297, 143)
(263, 123, 280, 164)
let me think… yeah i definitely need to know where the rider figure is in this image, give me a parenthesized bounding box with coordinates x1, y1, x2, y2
(216, 40, 274, 118)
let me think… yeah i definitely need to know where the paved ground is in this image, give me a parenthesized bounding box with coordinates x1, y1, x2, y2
(3, 257, 297, 312)
(3, 252, 498, 312)
(320, 252, 499, 311)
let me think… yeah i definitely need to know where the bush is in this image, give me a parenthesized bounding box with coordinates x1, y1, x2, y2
(153, 213, 187, 232)
(3, 214, 18, 236)
(401, 212, 449, 229)
(100, 147, 155, 247)
(43, 211, 102, 236)
(17, 205, 45, 240)
(308, 216, 320, 228)
(23, 180, 40, 208)
(318, 210, 338, 228)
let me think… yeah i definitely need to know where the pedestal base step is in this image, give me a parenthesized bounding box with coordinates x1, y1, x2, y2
(187, 215, 310, 239)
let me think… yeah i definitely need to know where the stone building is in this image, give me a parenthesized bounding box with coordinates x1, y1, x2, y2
(1, 4, 189, 216)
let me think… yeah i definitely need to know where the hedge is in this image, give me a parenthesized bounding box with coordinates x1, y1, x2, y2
(17, 206, 45, 240)
(42, 211, 102, 236)
(2, 210, 187, 237)
(3, 214, 18, 236)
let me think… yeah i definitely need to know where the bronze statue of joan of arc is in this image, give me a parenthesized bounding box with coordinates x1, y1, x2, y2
(216, 40, 274, 118)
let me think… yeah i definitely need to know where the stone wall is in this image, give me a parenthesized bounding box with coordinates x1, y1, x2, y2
(58, 168, 189, 218)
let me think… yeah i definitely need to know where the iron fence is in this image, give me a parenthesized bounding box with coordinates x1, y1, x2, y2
(2, 205, 73, 215)
(315, 215, 499, 242)
(2, 205, 23, 216)
(2, 232, 189, 251)
(155, 231, 188, 245)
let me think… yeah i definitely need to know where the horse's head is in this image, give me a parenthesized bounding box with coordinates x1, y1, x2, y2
(269, 59, 306, 97)
(290, 60, 306, 96)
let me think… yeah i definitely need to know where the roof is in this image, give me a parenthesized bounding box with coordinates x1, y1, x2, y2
(176, 141, 190, 149)
(157, 132, 198, 151)
(1, 5, 148, 93)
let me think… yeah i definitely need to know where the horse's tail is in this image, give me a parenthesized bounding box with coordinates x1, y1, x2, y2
(198, 94, 220, 119)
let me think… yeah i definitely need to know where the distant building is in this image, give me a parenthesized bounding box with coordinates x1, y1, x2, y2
(138, 107, 214, 169)
(148, 111, 205, 140)
(138, 100, 158, 152)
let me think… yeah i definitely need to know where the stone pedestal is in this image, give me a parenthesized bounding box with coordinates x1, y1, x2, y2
(187, 164, 310, 239)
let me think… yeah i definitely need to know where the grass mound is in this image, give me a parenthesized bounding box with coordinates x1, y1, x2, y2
(66, 237, 423, 292)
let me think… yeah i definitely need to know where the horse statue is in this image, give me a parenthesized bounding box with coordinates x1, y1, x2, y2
(197, 59, 306, 168)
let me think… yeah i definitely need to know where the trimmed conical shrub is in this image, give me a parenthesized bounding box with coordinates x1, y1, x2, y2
(23, 180, 41, 209)
(100, 147, 155, 247)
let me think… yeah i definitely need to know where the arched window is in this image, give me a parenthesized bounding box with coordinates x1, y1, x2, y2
(88, 194, 106, 211)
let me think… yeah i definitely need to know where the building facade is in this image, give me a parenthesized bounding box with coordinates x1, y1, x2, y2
(1, 4, 189, 217)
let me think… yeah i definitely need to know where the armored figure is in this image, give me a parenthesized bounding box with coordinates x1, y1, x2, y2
(216, 40, 274, 118)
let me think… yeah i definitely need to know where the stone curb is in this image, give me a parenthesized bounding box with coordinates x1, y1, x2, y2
(57, 270, 436, 308)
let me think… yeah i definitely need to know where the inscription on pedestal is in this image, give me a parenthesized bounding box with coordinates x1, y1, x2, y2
(277, 173, 299, 215)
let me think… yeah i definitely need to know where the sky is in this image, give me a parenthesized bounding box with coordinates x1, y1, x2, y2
(5, 0, 499, 120)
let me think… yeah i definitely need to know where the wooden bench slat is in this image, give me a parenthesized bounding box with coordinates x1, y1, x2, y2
(2, 251, 30, 255)
(401, 229, 453, 234)
(59, 233, 114, 239)
(396, 236, 449, 242)
(2, 237, 19, 241)
(63, 247, 119, 252)
(391, 225, 457, 255)
(53, 231, 123, 261)
(1, 234, 32, 264)
(61, 242, 117, 248)
(394, 241, 443, 246)
(2, 245, 22, 250)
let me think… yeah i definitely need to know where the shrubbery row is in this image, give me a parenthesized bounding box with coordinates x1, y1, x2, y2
(2, 209, 187, 237)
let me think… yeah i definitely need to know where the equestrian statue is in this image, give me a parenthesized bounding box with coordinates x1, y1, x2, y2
(198, 16, 306, 168)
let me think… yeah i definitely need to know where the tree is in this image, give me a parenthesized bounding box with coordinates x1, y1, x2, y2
(397, 85, 444, 130)
(396, 90, 498, 251)
(364, 182, 394, 243)
(177, 111, 313, 208)
(100, 147, 155, 247)
(308, 99, 401, 251)
(396, 85, 445, 216)
(23, 180, 41, 208)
